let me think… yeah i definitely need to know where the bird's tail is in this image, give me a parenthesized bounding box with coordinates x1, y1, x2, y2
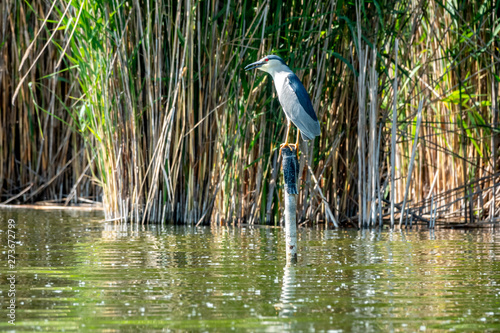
(301, 132, 314, 141)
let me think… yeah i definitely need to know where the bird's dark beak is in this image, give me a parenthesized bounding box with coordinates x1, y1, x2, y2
(245, 60, 265, 71)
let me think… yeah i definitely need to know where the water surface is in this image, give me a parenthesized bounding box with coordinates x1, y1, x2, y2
(1, 209, 500, 332)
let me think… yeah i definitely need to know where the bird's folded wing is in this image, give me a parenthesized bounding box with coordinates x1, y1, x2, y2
(279, 74, 321, 140)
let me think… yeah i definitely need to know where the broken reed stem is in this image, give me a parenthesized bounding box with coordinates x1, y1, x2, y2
(399, 99, 424, 228)
(307, 163, 339, 228)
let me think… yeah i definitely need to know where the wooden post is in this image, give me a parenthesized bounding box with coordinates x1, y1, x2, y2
(282, 146, 298, 264)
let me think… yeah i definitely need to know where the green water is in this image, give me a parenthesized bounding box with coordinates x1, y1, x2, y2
(1, 209, 500, 332)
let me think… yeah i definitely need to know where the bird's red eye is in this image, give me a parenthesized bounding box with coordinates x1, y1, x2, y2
(265, 58, 269, 61)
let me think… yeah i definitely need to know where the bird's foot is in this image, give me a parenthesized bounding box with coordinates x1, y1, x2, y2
(279, 142, 290, 148)
(279, 143, 299, 159)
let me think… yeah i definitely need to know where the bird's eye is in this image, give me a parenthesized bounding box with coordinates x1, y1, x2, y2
(265, 58, 269, 62)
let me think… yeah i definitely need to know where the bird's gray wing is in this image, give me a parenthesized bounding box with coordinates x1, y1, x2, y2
(286, 74, 318, 121)
(278, 74, 321, 140)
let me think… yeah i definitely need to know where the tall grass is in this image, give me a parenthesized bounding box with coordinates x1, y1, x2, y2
(2, 0, 499, 226)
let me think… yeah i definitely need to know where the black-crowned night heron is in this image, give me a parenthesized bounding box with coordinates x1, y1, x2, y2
(245, 55, 321, 156)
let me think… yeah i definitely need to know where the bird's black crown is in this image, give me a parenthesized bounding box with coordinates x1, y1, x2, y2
(265, 55, 286, 64)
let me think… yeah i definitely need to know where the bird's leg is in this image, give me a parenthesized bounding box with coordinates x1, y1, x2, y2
(279, 121, 292, 159)
(280, 121, 291, 149)
(290, 129, 300, 158)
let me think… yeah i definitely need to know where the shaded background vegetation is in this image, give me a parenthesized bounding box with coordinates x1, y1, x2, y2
(1, 0, 499, 226)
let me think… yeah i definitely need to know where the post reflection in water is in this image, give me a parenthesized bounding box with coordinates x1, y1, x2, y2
(276, 264, 298, 318)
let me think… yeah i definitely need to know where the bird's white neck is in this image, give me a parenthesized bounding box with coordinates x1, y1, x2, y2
(265, 63, 294, 78)
(264, 64, 294, 93)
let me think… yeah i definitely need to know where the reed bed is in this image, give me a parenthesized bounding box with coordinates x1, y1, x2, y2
(1, 0, 499, 226)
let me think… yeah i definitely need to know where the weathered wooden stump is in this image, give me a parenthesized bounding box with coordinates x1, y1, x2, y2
(281, 146, 298, 264)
